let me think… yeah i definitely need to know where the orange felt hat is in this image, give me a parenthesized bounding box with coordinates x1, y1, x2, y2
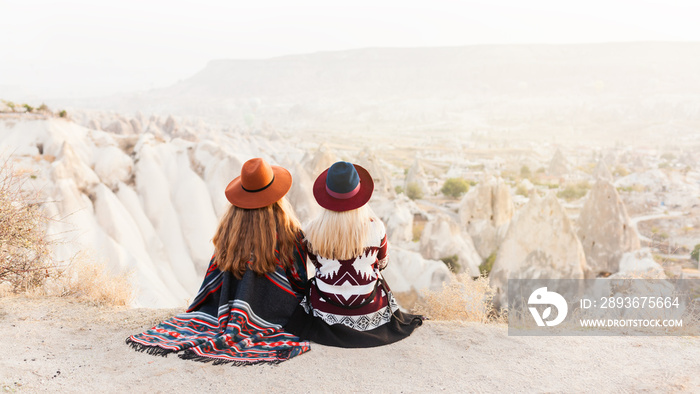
(225, 158, 292, 209)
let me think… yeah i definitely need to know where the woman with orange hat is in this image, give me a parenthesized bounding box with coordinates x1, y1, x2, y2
(126, 158, 310, 364)
(285, 161, 423, 347)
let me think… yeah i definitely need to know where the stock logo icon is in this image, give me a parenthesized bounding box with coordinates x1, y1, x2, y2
(528, 287, 568, 327)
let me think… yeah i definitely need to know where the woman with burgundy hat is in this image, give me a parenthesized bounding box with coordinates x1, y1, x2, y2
(285, 161, 423, 348)
(126, 158, 311, 365)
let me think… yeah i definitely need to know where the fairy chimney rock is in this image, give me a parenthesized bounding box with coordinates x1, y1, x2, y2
(163, 115, 178, 134)
(404, 158, 430, 198)
(372, 196, 417, 245)
(547, 148, 570, 177)
(458, 178, 514, 258)
(592, 160, 613, 182)
(419, 213, 481, 276)
(357, 150, 394, 198)
(51, 142, 100, 190)
(383, 247, 452, 294)
(604, 151, 617, 167)
(576, 180, 640, 274)
(304, 144, 337, 178)
(129, 118, 143, 134)
(490, 192, 588, 307)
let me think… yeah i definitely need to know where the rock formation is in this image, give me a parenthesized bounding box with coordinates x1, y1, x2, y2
(547, 148, 569, 176)
(371, 196, 425, 246)
(52, 142, 100, 191)
(93, 183, 189, 304)
(302, 144, 337, 178)
(132, 141, 202, 291)
(87, 119, 101, 131)
(114, 181, 192, 301)
(609, 249, 666, 279)
(163, 115, 178, 134)
(458, 177, 514, 258)
(0, 117, 337, 307)
(592, 160, 613, 182)
(92, 145, 133, 189)
(357, 150, 394, 198)
(382, 247, 452, 294)
(489, 192, 589, 307)
(193, 142, 245, 218)
(576, 180, 640, 274)
(603, 151, 617, 168)
(404, 158, 430, 198)
(104, 119, 133, 135)
(419, 213, 481, 276)
(129, 118, 143, 134)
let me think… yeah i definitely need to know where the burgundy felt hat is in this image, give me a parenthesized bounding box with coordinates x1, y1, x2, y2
(313, 161, 374, 212)
(225, 158, 292, 209)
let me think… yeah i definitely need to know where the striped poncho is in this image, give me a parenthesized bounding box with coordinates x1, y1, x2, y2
(126, 238, 309, 365)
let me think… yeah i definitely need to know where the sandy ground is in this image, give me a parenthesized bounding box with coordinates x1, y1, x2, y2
(1, 296, 698, 393)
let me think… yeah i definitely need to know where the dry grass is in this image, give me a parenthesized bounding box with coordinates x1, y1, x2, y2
(1, 160, 133, 307)
(0, 160, 51, 292)
(32, 250, 134, 307)
(413, 273, 505, 323)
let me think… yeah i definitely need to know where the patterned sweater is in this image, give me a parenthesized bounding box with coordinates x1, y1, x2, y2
(302, 219, 398, 332)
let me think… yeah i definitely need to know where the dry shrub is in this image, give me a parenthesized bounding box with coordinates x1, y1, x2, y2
(1, 160, 133, 306)
(35, 251, 134, 307)
(413, 273, 505, 323)
(0, 160, 51, 291)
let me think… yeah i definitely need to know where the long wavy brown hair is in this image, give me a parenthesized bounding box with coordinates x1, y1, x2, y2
(212, 197, 301, 278)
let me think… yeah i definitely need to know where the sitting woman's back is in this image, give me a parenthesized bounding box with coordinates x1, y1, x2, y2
(187, 198, 307, 320)
(127, 158, 309, 364)
(286, 161, 422, 347)
(306, 208, 391, 325)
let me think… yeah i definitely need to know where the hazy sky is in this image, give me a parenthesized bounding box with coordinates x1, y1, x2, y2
(1, 0, 699, 99)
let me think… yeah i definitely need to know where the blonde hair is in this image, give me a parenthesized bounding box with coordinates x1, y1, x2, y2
(213, 197, 301, 279)
(304, 205, 377, 260)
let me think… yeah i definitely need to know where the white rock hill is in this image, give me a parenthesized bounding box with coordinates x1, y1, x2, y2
(382, 248, 451, 294)
(419, 213, 481, 276)
(489, 192, 589, 307)
(0, 118, 308, 307)
(1, 117, 452, 308)
(371, 196, 419, 245)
